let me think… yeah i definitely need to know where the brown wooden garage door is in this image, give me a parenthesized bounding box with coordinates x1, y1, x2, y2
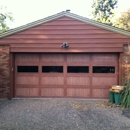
(15, 53, 118, 98)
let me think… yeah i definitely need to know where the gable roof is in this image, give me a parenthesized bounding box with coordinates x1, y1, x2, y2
(0, 11, 130, 38)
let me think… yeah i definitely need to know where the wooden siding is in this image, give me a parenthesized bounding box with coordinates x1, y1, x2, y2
(0, 17, 129, 53)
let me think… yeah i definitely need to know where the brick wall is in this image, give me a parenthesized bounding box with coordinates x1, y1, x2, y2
(0, 45, 10, 98)
(122, 44, 130, 83)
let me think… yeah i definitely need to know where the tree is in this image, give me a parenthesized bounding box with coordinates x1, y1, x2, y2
(0, 6, 13, 33)
(112, 9, 130, 31)
(91, 0, 118, 25)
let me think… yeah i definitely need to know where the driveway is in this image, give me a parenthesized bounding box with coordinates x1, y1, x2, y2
(0, 99, 130, 130)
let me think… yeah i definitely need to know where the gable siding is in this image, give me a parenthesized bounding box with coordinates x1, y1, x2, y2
(0, 17, 129, 52)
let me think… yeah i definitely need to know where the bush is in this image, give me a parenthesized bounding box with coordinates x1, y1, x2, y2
(121, 78, 130, 108)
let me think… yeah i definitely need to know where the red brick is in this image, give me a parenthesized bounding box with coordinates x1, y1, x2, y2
(0, 45, 10, 98)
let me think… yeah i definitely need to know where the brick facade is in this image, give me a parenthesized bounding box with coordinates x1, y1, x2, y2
(122, 44, 130, 83)
(0, 45, 10, 98)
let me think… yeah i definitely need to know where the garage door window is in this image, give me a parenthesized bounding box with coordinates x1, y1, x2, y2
(93, 66, 115, 73)
(67, 66, 89, 73)
(42, 66, 63, 73)
(17, 66, 38, 72)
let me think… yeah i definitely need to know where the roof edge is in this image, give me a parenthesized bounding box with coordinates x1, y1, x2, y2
(0, 11, 67, 38)
(64, 13, 130, 37)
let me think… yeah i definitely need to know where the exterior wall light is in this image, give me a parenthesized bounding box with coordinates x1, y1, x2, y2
(61, 42, 69, 48)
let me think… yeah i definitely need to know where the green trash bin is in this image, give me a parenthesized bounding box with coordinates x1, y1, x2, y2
(109, 92, 115, 103)
(114, 92, 121, 105)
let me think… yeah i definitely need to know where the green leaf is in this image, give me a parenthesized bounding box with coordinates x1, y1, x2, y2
(121, 78, 130, 108)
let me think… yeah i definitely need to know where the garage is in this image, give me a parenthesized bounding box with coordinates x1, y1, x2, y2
(1, 11, 130, 99)
(15, 53, 118, 98)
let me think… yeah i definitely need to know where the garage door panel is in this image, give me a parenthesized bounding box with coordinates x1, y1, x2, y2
(91, 63, 118, 66)
(16, 88, 39, 96)
(41, 88, 64, 96)
(92, 74, 117, 77)
(92, 89, 109, 98)
(67, 88, 90, 97)
(41, 77, 64, 85)
(67, 54, 90, 62)
(16, 76, 39, 84)
(67, 63, 90, 66)
(16, 63, 39, 66)
(40, 85, 64, 88)
(66, 85, 90, 88)
(92, 85, 111, 89)
(92, 77, 117, 86)
(67, 77, 90, 85)
(15, 53, 118, 98)
(15, 54, 39, 62)
(41, 54, 64, 62)
(41, 73, 64, 76)
(15, 85, 39, 88)
(92, 54, 118, 62)
(16, 73, 39, 76)
(67, 73, 90, 76)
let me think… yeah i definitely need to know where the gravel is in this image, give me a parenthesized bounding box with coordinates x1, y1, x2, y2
(122, 109, 130, 118)
(0, 99, 130, 130)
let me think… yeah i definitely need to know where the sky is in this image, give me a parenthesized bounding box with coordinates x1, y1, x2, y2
(0, 0, 130, 28)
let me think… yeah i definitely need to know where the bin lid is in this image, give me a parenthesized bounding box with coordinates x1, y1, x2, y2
(111, 85, 124, 90)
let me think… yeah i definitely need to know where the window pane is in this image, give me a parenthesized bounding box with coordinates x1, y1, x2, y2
(42, 66, 63, 73)
(93, 66, 115, 73)
(17, 66, 38, 72)
(68, 66, 89, 73)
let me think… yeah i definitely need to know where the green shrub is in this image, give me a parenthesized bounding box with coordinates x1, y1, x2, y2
(121, 78, 130, 108)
